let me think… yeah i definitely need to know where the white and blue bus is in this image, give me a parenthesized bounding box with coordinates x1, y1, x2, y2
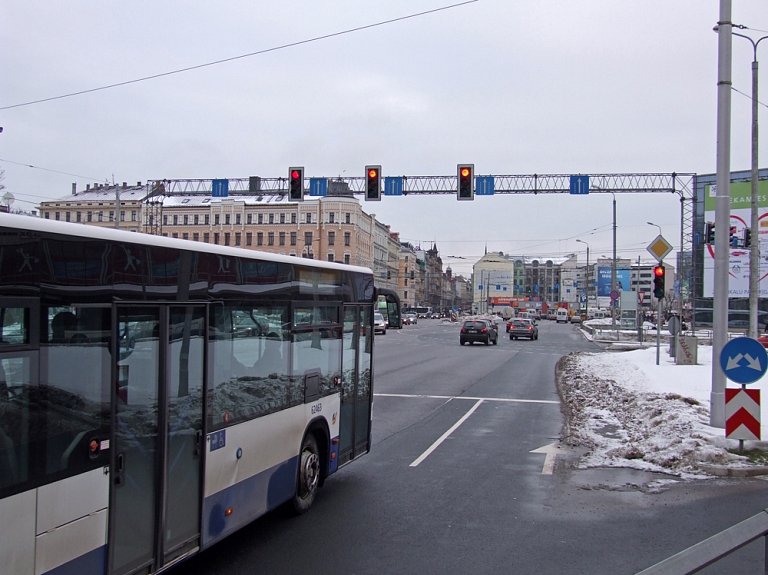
(0, 212, 400, 575)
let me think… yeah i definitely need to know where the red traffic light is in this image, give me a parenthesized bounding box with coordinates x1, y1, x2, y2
(368, 169, 378, 179)
(460, 168, 470, 178)
(654, 266, 665, 277)
(291, 170, 300, 180)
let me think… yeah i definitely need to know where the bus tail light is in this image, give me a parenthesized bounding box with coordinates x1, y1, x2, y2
(225, 507, 233, 517)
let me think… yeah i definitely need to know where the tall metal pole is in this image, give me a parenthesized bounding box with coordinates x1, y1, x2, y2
(612, 193, 617, 330)
(712, 0, 733, 428)
(731, 32, 768, 338)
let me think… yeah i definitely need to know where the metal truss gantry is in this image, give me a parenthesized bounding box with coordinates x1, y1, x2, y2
(145, 172, 697, 314)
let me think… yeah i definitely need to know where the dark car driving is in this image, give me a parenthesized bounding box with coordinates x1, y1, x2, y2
(460, 319, 498, 346)
(508, 318, 539, 340)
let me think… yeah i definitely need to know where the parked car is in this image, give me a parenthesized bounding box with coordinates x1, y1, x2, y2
(460, 319, 498, 346)
(508, 318, 539, 340)
(374, 312, 387, 334)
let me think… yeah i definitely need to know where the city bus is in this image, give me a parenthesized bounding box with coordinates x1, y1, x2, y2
(0, 212, 401, 575)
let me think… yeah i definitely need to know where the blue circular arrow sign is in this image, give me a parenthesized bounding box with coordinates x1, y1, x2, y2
(720, 337, 768, 385)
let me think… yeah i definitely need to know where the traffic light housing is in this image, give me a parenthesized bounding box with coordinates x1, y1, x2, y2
(653, 265, 665, 299)
(744, 228, 752, 248)
(289, 167, 304, 201)
(705, 222, 715, 245)
(365, 165, 381, 201)
(457, 164, 474, 201)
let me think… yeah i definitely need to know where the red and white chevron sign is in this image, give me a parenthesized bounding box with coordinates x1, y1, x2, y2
(725, 388, 761, 441)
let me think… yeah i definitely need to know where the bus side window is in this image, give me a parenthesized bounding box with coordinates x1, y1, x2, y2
(40, 306, 110, 478)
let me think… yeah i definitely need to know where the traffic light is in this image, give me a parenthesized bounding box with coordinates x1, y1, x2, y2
(653, 265, 665, 299)
(365, 165, 381, 201)
(289, 167, 304, 201)
(743, 228, 752, 248)
(705, 222, 715, 245)
(457, 164, 474, 201)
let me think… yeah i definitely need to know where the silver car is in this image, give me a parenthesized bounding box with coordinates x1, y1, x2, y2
(508, 318, 539, 340)
(374, 312, 387, 334)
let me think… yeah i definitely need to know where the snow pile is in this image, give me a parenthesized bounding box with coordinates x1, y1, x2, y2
(558, 346, 765, 477)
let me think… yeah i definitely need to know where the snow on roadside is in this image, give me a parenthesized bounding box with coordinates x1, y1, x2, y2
(558, 346, 766, 478)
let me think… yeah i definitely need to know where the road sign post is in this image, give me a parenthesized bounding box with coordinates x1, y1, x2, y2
(720, 337, 767, 451)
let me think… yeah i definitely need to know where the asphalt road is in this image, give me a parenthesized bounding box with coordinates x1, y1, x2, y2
(173, 318, 768, 575)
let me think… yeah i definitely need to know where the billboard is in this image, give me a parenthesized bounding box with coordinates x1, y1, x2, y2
(703, 179, 768, 298)
(597, 267, 631, 296)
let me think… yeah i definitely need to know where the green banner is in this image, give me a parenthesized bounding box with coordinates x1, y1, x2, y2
(704, 179, 768, 212)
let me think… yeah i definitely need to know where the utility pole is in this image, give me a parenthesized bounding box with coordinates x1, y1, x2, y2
(712, 0, 733, 428)
(612, 193, 617, 331)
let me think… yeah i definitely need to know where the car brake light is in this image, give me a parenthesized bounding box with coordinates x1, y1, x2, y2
(481, 328, 488, 333)
(460, 328, 465, 332)
(527, 326, 532, 330)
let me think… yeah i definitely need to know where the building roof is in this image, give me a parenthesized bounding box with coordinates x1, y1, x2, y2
(44, 184, 149, 203)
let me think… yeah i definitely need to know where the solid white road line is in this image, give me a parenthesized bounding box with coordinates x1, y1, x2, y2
(409, 399, 484, 467)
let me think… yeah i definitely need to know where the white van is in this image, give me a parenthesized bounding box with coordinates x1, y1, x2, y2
(556, 309, 569, 324)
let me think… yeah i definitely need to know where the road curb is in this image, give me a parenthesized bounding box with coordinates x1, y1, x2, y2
(700, 464, 768, 477)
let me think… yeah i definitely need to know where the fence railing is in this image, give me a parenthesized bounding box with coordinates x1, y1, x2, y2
(636, 508, 768, 574)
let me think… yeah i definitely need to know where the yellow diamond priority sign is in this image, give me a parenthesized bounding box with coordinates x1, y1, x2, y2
(647, 235, 673, 262)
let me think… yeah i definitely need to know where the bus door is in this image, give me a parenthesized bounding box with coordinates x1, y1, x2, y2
(339, 305, 373, 465)
(110, 305, 206, 575)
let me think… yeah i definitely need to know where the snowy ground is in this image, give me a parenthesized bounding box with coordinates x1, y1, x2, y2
(558, 340, 768, 478)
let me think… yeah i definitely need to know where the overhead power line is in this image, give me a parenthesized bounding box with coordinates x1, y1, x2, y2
(0, 157, 105, 181)
(0, 1, 479, 111)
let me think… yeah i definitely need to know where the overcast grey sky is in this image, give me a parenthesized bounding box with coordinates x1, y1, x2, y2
(2, 1, 767, 276)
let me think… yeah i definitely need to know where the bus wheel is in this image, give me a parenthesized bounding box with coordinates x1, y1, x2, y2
(293, 434, 320, 514)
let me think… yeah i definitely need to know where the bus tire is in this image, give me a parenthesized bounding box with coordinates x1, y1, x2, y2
(292, 433, 320, 514)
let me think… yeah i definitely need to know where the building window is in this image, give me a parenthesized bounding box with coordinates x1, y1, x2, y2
(173, 215, 178, 225)
(328, 253, 334, 262)
(55, 212, 60, 220)
(291, 213, 297, 224)
(205, 214, 210, 225)
(182, 233, 189, 240)
(214, 233, 219, 244)
(405, 291, 408, 299)
(76, 212, 81, 222)
(247, 213, 252, 224)
(132, 211, 137, 222)
(280, 213, 286, 224)
(290, 232, 297, 246)
(183, 214, 188, 225)
(304, 232, 312, 246)
(344, 232, 351, 246)
(258, 214, 263, 224)
(121, 211, 126, 222)
(405, 278, 408, 286)
(225, 214, 231, 225)
(87, 212, 92, 222)
(236, 213, 241, 225)
(172, 233, 178, 238)
(329, 212, 335, 223)
(257, 232, 263, 246)
(344, 254, 350, 265)
(163, 215, 168, 225)
(98, 212, 103, 222)
(204, 233, 210, 243)
(235, 233, 241, 246)
(268, 232, 274, 246)
(269, 213, 274, 224)
(45, 212, 50, 219)
(109, 211, 114, 222)
(345, 213, 351, 224)
(224, 233, 230, 246)
(215, 214, 220, 225)
(306, 213, 312, 224)
(66, 212, 71, 222)
(328, 231, 335, 246)
(193, 233, 199, 241)
(279, 232, 285, 246)
(246, 232, 252, 246)
(194, 214, 199, 225)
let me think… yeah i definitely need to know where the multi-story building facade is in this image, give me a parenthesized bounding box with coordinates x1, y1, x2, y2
(397, 240, 418, 309)
(39, 182, 147, 232)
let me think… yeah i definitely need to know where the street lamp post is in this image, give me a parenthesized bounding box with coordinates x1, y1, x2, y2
(732, 30, 768, 338)
(648, 222, 664, 365)
(611, 192, 617, 331)
(576, 239, 590, 319)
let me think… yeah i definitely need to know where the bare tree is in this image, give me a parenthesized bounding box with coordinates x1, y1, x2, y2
(0, 168, 5, 193)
